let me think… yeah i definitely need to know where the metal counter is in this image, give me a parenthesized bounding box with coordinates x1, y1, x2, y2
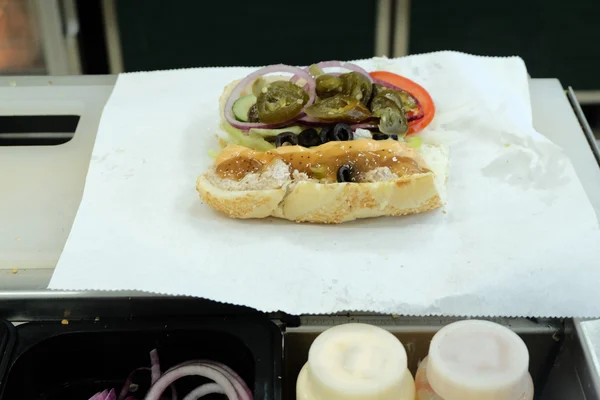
(1, 77, 600, 399)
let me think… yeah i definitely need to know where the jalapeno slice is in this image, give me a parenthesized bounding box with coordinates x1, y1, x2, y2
(256, 81, 309, 124)
(316, 74, 344, 99)
(304, 95, 371, 123)
(370, 95, 408, 136)
(340, 72, 372, 104)
(372, 84, 420, 119)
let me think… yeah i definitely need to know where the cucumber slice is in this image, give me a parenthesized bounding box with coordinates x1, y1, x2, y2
(232, 94, 257, 122)
(249, 125, 304, 138)
(220, 122, 275, 151)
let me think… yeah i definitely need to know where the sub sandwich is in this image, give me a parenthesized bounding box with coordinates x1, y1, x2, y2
(196, 61, 448, 224)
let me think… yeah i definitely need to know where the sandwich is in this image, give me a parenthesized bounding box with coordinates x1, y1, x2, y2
(196, 60, 448, 224)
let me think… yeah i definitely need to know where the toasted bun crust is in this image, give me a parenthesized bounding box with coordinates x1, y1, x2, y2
(197, 170, 442, 224)
(196, 180, 286, 219)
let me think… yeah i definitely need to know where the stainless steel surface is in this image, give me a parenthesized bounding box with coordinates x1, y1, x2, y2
(101, 0, 123, 74)
(573, 320, 600, 398)
(568, 86, 600, 167)
(530, 79, 600, 219)
(374, 0, 392, 57)
(59, 0, 82, 75)
(33, 0, 79, 75)
(575, 90, 600, 105)
(540, 319, 600, 400)
(392, 0, 411, 57)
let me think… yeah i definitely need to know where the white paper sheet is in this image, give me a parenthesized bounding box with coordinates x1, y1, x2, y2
(49, 52, 600, 317)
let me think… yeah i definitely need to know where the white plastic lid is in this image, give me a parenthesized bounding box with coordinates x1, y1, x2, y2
(426, 320, 530, 400)
(304, 323, 413, 400)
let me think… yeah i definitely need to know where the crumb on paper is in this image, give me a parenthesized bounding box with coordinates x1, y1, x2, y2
(11, 268, 18, 274)
(48, 81, 53, 86)
(442, 210, 447, 214)
(9, 81, 16, 87)
(504, 143, 511, 148)
(15, 237, 21, 241)
(61, 319, 69, 325)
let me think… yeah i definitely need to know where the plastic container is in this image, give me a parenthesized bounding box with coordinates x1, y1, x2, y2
(296, 323, 415, 400)
(415, 320, 534, 400)
(0, 315, 282, 400)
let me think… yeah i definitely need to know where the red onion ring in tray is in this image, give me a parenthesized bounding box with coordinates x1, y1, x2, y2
(224, 64, 316, 131)
(182, 383, 224, 400)
(291, 61, 373, 84)
(89, 389, 116, 400)
(373, 78, 424, 122)
(145, 363, 241, 400)
(150, 349, 161, 385)
(163, 360, 252, 400)
(89, 351, 250, 400)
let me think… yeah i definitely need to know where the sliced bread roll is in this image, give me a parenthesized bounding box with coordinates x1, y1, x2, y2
(196, 143, 448, 224)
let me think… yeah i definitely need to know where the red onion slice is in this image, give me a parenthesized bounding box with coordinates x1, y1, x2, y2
(298, 115, 336, 126)
(88, 391, 104, 400)
(182, 383, 224, 400)
(224, 64, 316, 131)
(150, 349, 161, 385)
(291, 60, 373, 84)
(144, 363, 239, 400)
(89, 389, 115, 400)
(117, 367, 150, 400)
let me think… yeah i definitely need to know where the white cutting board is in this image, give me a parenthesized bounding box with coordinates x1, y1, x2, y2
(0, 76, 114, 270)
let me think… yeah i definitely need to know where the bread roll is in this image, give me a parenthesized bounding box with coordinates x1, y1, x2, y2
(197, 77, 448, 224)
(196, 144, 447, 224)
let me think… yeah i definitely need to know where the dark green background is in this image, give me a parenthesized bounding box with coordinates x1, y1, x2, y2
(410, 1, 600, 90)
(116, 0, 600, 90)
(116, 0, 378, 70)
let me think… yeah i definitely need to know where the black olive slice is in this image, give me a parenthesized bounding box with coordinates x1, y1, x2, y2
(275, 131, 299, 147)
(297, 128, 322, 147)
(372, 133, 399, 141)
(319, 126, 332, 144)
(337, 164, 357, 183)
(331, 123, 354, 141)
(372, 133, 389, 140)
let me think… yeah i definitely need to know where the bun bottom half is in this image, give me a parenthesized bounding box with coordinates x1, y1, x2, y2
(196, 171, 442, 224)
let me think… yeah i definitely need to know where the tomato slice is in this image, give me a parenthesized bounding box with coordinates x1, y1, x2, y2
(369, 71, 435, 134)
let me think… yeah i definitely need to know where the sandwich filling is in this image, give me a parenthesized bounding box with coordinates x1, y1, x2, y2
(213, 138, 429, 184)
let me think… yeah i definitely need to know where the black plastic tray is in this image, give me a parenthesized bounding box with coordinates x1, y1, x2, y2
(0, 320, 15, 395)
(0, 315, 281, 400)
